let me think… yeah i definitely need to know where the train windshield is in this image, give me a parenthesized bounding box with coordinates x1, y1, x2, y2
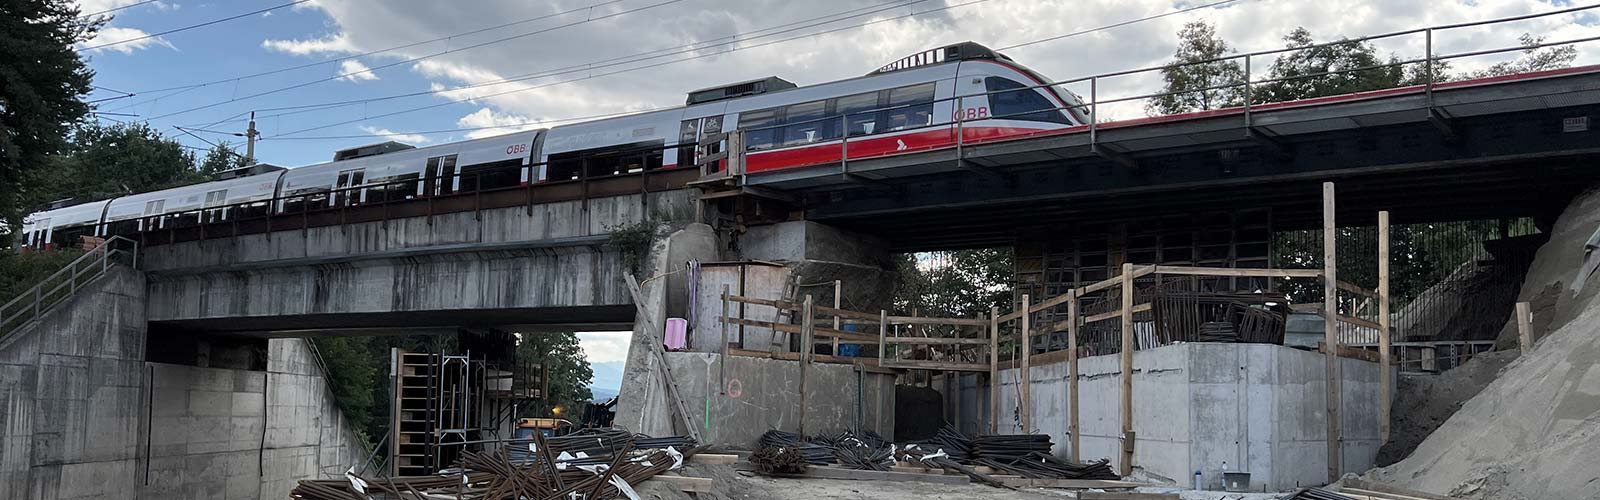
(985, 77, 1073, 125)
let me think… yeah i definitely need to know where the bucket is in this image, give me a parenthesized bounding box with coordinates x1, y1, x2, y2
(838, 344, 861, 357)
(664, 318, 688, 350)
(1223, 471, 1251, 492)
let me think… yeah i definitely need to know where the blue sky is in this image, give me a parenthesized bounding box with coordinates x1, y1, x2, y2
(78, 0, 1600, 168)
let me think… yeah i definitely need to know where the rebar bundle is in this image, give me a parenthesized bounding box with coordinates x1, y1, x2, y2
(975, 452, 1119, 480)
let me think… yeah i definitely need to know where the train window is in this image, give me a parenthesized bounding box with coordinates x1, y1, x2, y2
(985, 77, 1072, 125)
(203, 189, 228, 223)
(738, 108, 780, 150)
(886, 83, 936, 131)
(836, 92, 881, 137)
(460, 159, 524, 190)
(782, 100, 828, 146)
(369, 172, 421, 202)
(424, 155, 458, 195)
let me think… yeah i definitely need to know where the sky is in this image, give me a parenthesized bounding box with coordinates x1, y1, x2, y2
(578, 331, 629, 391)
(76, 0, 1600, 168)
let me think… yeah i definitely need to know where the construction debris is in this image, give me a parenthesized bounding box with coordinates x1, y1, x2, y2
(290, 429, 699, 500)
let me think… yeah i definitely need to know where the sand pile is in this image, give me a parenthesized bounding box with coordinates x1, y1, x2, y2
(1364, 186, 1600, 500)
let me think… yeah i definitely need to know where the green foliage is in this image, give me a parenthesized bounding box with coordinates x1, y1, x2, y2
(0, 248, 84, 301)
(0, 0, 100, 224)
(34, 122, 205, 206)
(893, 248, 1014, 318)
(516, 332, 593, 417)
(311, 337, 378, 433)
(1147, 21, 1246, 115)
(1255, 28, 1403, 103)
(198, 141, 249, 178)
(606, 214, 665, 273)
(1465, 34, 1579, 79)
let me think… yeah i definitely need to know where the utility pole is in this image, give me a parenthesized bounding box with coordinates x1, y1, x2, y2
(244, 111, 259, 165)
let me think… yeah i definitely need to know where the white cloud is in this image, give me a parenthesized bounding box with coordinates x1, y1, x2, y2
(76, 0, 171, 15)
(258, 0, 1597, 131)
(262, 11, 273, 17)
(577, 331, 631, 364)
(358, 125, 430, 144)
(261, 33, 358, 55)
(336, 60, 379, 82)
(83, 26, 174, 54)
(457, 107, 541, 139)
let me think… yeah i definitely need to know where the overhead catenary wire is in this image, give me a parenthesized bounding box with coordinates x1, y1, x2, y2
(190, 0, 932, 124)
(264, 0, 1238, 141)
(261, 0, 1001, 140)
(117, 0, 627, 100)
(79, 0, 315, 51)
(145, 0, 686, 120)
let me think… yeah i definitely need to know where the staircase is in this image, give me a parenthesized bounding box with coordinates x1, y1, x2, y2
(0, 236, 138, 341)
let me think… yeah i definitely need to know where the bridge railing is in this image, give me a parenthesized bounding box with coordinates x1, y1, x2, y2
(0, 236, 138, 341)
(95, 140, 697, 247)
(722, 3, 1600, 172)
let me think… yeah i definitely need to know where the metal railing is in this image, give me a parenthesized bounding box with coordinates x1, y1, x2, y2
(0, 236, 138, 340)
(717, 3, 1600, 172)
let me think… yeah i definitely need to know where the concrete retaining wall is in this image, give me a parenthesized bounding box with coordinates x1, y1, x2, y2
(0, 267, 367, 499)
(957, 342, 1384, 491)
(651, 352, 896, 448)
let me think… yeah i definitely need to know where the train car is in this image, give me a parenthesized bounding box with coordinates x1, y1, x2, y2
(14, 42, 1074, 250)
(535, 42, 1086, 178)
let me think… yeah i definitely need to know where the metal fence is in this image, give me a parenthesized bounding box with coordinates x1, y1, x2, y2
(0, 236, 138, 340)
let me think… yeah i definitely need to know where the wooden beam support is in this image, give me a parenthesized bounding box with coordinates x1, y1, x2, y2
(989, 305, 1000, 435)
(1516, 301, 1533, 353)
(879, 360, 993, 372)
(1067, 289, 1081, 462)
(799, 296, 813, 437)
(881, 337, 990, 345)
(1119, 262, 1135, 476)
(719, 317, 881, 344)
(1378, 210, 1392, 443)
(1021, 294, 1032, 434)
(1152, 265, 1321, 278)
(1322, 181, 1342, 483)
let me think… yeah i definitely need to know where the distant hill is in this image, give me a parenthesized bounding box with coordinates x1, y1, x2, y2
(589, 386, 619, 401)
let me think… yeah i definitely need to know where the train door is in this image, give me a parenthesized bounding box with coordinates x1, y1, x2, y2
(332, 169, 365, 206)
(678, 115, 725, 172)
(141, 200, 165, 231)
(422, 155, 459, 196)
(203, 188, 228, 223)
(29, 219, 50, 250)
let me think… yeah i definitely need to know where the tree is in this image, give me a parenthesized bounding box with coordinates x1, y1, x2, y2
(311, 337, 378, 439)
(1147, 21, 1246, 115)
(517, 332, 593, 417)
(39, 122, 204, 204)
(1255, 28, 1402, 103)
(199, 141, 249, 178)
(1467, 33, 1578, 79)
(893, 249, 1014, 318)
(0, 0, 100, 225)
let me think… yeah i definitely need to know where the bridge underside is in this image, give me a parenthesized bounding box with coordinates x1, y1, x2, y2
(755, 70, 1600, 250)
(149, 305, 635, 337)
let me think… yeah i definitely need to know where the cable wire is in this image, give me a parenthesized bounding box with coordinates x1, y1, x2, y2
(145, 0, 684, 120)
(80, 0, 314, 51)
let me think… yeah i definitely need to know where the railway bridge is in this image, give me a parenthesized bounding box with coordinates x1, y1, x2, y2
(4, 35, 1600, 500)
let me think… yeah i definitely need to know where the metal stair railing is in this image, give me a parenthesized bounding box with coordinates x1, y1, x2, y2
(0, 236, 139, 340)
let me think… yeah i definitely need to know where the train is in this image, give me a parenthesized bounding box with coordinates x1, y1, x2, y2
(17, 42, 1085, 250)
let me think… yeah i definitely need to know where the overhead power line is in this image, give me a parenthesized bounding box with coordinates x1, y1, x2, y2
(81, 0, 314, 51)
(79, 0, 160, 18)
(264, 0, 992, 139)
(145, 0, 685, 120)
(122, 0, 625, 98)
(230, 0, 930, 120)
(267, 0, 1246, 141)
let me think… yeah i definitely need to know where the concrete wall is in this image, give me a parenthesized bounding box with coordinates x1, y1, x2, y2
(964, 343, 1384, 491)
(655, 352, 895, 448)
(143, 192, 697, 327)
(0, 267, 367, 499)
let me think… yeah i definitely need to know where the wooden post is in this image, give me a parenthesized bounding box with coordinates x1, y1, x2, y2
(1067, 289, 1081, 463)
(832, 280, 842, 356)
(799, 295, 814, 436)
(1119, 262, 1135, 476)
(721, 284, 731, 395)
(1021, 294, 1032, 434)
(990, 305, 1000, 434)
(1516, 302, 1533, 353)
(879, 309, 888, 371)
(1322, 182, 1342, 482)
(1377, 211, 1391, 443)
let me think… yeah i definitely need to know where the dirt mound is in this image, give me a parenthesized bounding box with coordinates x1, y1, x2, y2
(1373, 350, 1517, 466)
(1363, 186, 1600, 500)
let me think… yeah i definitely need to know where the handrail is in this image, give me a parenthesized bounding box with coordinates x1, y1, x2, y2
(0, 236, 138, 340)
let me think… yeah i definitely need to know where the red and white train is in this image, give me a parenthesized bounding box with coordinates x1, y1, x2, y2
(18, 42, 1085, 249)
